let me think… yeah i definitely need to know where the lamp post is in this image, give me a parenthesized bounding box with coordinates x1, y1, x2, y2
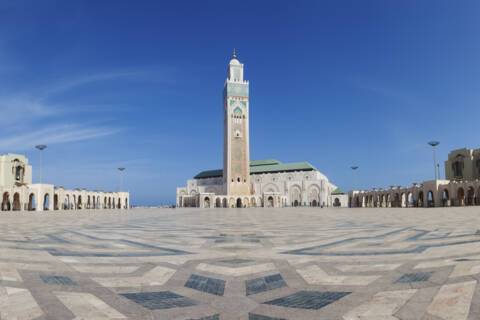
(118, 167, 125, 192)
(35, 144, 47, 184)
(428, 141, 440, 180)
(351, 166, 359, 190)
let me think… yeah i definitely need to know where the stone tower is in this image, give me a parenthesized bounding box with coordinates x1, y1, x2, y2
(223, 50, 251, 195)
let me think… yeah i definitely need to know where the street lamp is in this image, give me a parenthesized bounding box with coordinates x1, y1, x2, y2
(351, 166, 359, 191)
(118, 167, 126, 191)
(35, 144, 47, 184)
(428, 141, 440, 180)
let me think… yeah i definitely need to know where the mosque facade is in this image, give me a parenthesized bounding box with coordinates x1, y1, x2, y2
(176, 52, 345, 208)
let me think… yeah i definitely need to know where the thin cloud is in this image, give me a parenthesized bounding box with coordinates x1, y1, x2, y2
(0, 124, 119, 150)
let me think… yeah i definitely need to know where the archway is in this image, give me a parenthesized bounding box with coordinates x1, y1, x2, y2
(427, 191, 434, 207)
(204, 197, 210, 208)
(457, 187, 465, 206)
(92, 196, 96, 209)
(312, 199, 318, 207)
(108, 197, 111, 209)
(87, 196, 91, 209)
(222, 198, 227, 208)
(117, 198, 121, 209)
(467, 187, 475, 206)
(54, 194, 59, 210)
(104, 197, 107, 209)
(28, 193, 36, 211)
(215, 198, 221, 208)
(43, 194, 50, 211)
(268, 196, 274, 207)
(418, 191, 424, 207)
(251, 197, 256, 207)
(77, 195, 82, 209)
(65, 195, 70, 210)
(2, 192, 10, 211)
(236, 198, 242, 208)
(407, 193, 414, 207)
(290, 185, 302, 207)
(442, 189, 450, 207)
(13, 193, 21, 211)
(333, 198, 341, 207)
(124, 198, 128, 209)
(394, 193, 400, 207)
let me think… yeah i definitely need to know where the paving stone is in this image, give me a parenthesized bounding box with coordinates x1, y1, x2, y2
(185, 274, 225, 296)
(395, 272, 432, 283)
(40, 275, 77, 285)
(249, 313, 286, 320)
(263, 290, 350, 310)
(246, 273, 286, 295)
(120, 291, 198, 310)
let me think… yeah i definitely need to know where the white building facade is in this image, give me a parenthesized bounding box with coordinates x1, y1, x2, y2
(349, 148, 480, 208)
(0, 153, 129, 212)
(177, 52, 343, 208)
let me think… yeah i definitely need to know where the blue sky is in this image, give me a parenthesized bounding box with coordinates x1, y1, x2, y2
(1, 1, 479, 205)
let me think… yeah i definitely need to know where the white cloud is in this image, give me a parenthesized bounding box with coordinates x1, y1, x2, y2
(0, 124, 119, 150)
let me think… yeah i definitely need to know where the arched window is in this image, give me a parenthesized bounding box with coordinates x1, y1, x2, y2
(452, 155, 465, 179)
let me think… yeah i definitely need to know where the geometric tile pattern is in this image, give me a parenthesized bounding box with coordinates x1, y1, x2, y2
(2, 207, 480, 318)
(185, 274, 225, 296)
(263, 291, 351, 310)
(246, 274, 286, 295)
(120, 291, 198, 310)
(395, 272, 432, 283)
(40, 275, 77, 285)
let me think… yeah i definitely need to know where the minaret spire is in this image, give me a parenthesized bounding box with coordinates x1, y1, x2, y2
(232, 48, 237, 59)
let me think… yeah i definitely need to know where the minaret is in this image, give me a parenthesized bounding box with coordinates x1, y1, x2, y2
(223, 49, 251, 196)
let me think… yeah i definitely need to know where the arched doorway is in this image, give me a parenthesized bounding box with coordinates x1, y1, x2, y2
(442, 189, 450, 207)
(418, 191, 424, 207)
(312, 199, 318, 207)
(28, 194, 36, 211)
(251, 198, 256, 207)
(427, 191, 434, 207)
(13, 193, 21, 211)
(77, 195, 82, 209)
(124, 198, 128, 209)
(87, 196, 91, 209)
(2, 192, 10, 211)
(215, 198, 221, 208)
(222, 198, 227, 208)
(467, 187, 475, 206)
(54, 194, 59, 210)
(117, 198, 121, 209)
(236, 198, 242, 208)
(333, 198, 341, 207)
(457, 188, 465, 206)
(268, 196, 274, 207)
(293, 200, 299, 207)
(43, 194, 50, 211)
(204, 197, 210, 208)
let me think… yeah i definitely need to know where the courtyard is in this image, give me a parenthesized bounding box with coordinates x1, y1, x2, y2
(1, 207, 480, 319)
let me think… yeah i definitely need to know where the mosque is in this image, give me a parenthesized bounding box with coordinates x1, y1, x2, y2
(176, 52, 346, 208)
(0, 153, 129, 211)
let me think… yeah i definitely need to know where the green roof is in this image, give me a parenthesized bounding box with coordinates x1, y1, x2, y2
(194, 160, 317, 179)
(332, 187, 344, 195)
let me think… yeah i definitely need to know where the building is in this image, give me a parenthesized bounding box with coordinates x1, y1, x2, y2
(0, 153, 129, 211)
(176, 52, 344, 208)
(350, 148, 480, 208)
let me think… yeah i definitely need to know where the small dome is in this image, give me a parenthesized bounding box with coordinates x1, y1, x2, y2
(229, 58, 240, 65)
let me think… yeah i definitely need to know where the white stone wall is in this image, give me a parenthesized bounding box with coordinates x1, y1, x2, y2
(177, 170, 337, 208)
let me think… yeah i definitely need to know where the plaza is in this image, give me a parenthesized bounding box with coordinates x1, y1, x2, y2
(1, 207, 480, 319)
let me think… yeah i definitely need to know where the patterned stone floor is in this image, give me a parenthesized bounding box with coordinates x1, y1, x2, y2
(1, 207, 480, 319)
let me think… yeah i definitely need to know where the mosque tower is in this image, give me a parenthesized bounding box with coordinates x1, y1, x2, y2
(223, 49, 251, 196)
